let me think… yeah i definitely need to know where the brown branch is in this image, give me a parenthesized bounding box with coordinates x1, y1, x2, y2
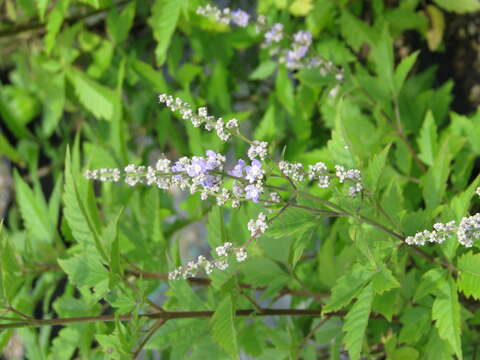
(0, 308, 322, 329)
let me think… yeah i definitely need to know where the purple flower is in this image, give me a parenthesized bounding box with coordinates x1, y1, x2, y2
(245, 184, 262, 203)
(231, 9, 250, 27)
(229, 159, 246, 178)
(264, 23, 283, 44)
(293, 31, 312, 46)
(187, 157, 208, 177)
(201, 175, 219, 188)
(205, 150, 221, 170)
(245, 159, 263, 183)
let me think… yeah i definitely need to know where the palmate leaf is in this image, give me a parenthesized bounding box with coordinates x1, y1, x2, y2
(210, 295, 239, 359)
(432, 277, 463, 359)
(323, 265, 373, 313)
(457, 251, 480, 300)
(343, 283, 374, 360)
(63, 148, 107, 261)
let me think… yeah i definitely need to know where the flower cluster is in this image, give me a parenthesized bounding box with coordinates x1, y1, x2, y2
(247, 212, 269, 238)
(84, 151, 272, 207)
(168, 242, 248, 280)
(84, 168, 121, 182)
(405, 215, 480, 248)
(196, 5, 250, 27)
(279, 161, 305, 182)
(308, 162, 330, 188)
(247, 140, 268, 160)
(335, 165, 363, 197)
(195, 5, 344, 76)
(158, 94, 238, 142)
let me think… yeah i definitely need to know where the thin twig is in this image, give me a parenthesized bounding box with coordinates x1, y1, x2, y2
(295, 318, 329, 359)
(132, 319, 167, 359)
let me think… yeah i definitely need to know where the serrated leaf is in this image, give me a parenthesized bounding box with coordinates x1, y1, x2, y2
(364, 144, 391, 193)
(457, 251, 480, 300)
(417, 111, 437, 166)
(44, 0, 70, 55)
(267, 208, 316, 239)
(372, 265, 400, 294)
(421, 136, 452, 209)
(14, 171, 55, 245)
(323, 265, 373, 313)
(327, 99, 355, 168)
(148, 0, 186, 66)
(432, 277, 462, 359)
(210, 295, 239, 359)
(393, 51, 419, 94)
(107, 0, 136, 44)
(63, 148, 107, 261)
(343, 283, 374, 360)
(58, 253, 109, 289)
(0, 227, 21, 304)
(207, 206, 226, 248)
(67, 69, 115, 121)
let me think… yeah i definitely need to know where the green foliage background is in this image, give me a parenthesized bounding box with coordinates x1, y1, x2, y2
(0, 0, 480, 358)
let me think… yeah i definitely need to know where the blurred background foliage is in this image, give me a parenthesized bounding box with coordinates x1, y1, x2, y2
(1, 0, 480, 358)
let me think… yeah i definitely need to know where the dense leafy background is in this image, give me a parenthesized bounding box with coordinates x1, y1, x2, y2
(1, 0, 480, 358)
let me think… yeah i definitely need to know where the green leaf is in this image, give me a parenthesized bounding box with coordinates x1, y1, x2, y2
(58, 253, 109, 288)
(131, 59, 168, 92)
(393, 51, 419, 94)
(254, 103, 277, 140)
(432, 277, 463, 359)
(417, 110, 438, 166)
(63, 147, 107, 261)
(207, 206, 226, 248)
(323, 265, 373, 313)
(433, 0, 480, 13)
(399, 306, 431, 344)
(421, 137, 452, 208)
(67, 69, 115, 121)
(36, 0, 49, 21)
(210, 295, 239, 359)
(41, 71, 65, 136)
(44, 0, 71, 55)
(267, 208, 316, 239)
(371, 25, 394, 88)
(364, 144, 391, 193)
(343, 283, 374, 360)
(457, 251, 480, 300)
(0, 132, 23, 164)
(372, 265, 400, 295)
(424, 327, 455, 360)
(0, 88, 32, 139)
(249, 60, 277, 80)
(148, 0, 186, 66)
(275, 66, 295, 115)
(0, 227, 21, 304)
(327, 99, 355, 168)
(14, 171, 55, 245)
(107, 0, 136, 44)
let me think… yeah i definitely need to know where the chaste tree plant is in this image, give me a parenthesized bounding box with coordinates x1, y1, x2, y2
(1, 0, 480, 359)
